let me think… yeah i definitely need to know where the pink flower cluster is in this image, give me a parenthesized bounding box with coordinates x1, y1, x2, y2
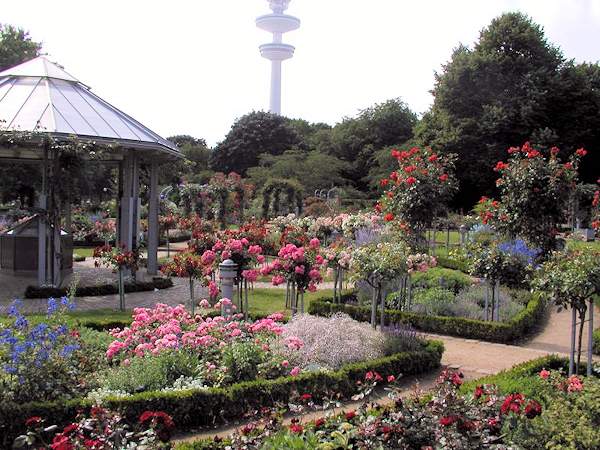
(260, 241, 325, 292)
(106, 303, 285, 361)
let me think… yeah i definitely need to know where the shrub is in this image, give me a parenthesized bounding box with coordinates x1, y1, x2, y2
(411, 287, 456, 316)
(593, 327, 600, 356)
(96, 351, 200, 394)
(411, 267, 472, 293)
(276, 313, 386, 370)
(309, 291, 545, 343)
(381, 323, 422, 355)
(435, 255, 470, 273)
(24, 277, 174, 299)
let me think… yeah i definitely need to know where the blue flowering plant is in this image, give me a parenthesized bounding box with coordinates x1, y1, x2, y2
(0, 297, 90, 403)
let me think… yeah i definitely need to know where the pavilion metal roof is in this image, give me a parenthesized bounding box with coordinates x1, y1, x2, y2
(0, 56, 180, 157)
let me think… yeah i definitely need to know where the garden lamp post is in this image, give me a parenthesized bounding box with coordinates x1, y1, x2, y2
(219, 259, 237, 317)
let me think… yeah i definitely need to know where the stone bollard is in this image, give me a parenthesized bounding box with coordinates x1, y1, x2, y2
(219, 259, 237, 318)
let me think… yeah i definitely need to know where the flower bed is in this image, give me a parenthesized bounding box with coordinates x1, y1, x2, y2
(0, 341, 442, 445)
(0, 302, 443, 445)
(309, 291, 546, 343)
(175, 359, 599, 450)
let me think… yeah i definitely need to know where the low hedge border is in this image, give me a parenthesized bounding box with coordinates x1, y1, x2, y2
(309, 291, 546, 343)
(435, 256, 470, 274)
(0, 340, 443, 445)
(24, 277, 174, 299)
(594, 328, 600, 356)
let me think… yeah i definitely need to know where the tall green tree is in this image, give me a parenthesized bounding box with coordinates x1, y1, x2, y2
(160, 135, 212, 185)
(247, 149, 349, 195)
(319, 98, 417, 191)
(0, 24, 41, 70)
(209, 111, 305, 175)
(416, 12, 600, 208)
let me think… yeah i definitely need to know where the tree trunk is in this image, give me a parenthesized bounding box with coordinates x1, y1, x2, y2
(576, 304, 587, 374)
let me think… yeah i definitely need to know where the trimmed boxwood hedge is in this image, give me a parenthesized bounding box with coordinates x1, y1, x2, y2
(0, 341, 443, 446)
(594, 328, 600, 356)
(309, 292, 546, 343)
(24, 277, 174, 299)
(435, 256, 470, 274)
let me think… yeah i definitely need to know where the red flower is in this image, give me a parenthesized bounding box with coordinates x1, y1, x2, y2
(500, 393, 524, 415)
(507, 146, 519, 154)
(374, 203, 382, 213)
(314, 417, 325, 428)
(387, 375, 396, 383)
(439, 415, 458, 426)
(487, 417, 500, 429)
(62, 423, 78, 435)
(576, 148, 588, 157)
(524, 400, 542, 419)
(380, 178, 389, 187)
(345, 410, 357, 420)
(474, 385, 484, 399)
(550, 146, 560, 155)
(539, 369, 550, 380)
(451, 372, 464, 386)
(241, 423, 256, 435)
(25, 416, 42, 427)
(365, 371, 374, 380)
(428, 154, 438, 162)
(564, 162, 573, 170)
(390, 171, 398, 181)
(439, 173, 449, 182)
(300, 393, 312, 401)
(526, 150, 541, 158)
(381, 425, 393, 434)
(50, 434, 74, 450)
(384, 213, 395, 222)
(403, 165, 417, 173)
(289, 423, 304, 434)
(494, 161, 508, 172)
(406, 177, 417, 185)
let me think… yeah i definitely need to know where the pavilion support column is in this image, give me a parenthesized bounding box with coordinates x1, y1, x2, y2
(37, 149, 48, 287)
(118, 151, 140, 279)
(119, 154, 133, 250)
(147, 160, 159, 275)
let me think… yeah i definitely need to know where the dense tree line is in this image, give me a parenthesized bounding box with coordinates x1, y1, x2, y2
(2, 13, 599, 213)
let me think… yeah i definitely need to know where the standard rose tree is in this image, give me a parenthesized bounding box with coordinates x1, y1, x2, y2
(350, 241, 436, 328)
(534, 247, 600, 375)
(260, 238, 325, 314)
(93, 244, 138, 311)
(378, 147, 457, 249)
(478, 143, 587, 256)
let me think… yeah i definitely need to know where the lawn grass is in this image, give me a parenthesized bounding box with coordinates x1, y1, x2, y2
(2, 288, 342, 324)
(245, 287, 338, 316)
(73, 247, 95, 258)
(566, 238, 600, 251)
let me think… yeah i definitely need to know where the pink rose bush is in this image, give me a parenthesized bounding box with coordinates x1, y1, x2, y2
(261, 241, 325, 295)
(106, 303, 284, 362)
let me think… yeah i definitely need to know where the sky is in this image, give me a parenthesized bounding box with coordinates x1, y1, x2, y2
(3, 0, 600, 147)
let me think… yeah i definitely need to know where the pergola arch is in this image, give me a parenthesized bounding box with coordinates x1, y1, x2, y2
(0, 56, 182, 287)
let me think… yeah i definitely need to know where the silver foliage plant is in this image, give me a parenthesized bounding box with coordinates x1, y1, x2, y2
(275, 313, 386, 370)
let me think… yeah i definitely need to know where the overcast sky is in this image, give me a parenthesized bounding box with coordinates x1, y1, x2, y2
(4, 0, 600, 146)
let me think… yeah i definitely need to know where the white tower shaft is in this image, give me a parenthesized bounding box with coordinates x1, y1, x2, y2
(270, 60, 282, 114)
(256, 0, 300, 115)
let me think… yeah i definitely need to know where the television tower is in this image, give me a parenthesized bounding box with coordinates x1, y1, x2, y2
(256, 0, 300, 115)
